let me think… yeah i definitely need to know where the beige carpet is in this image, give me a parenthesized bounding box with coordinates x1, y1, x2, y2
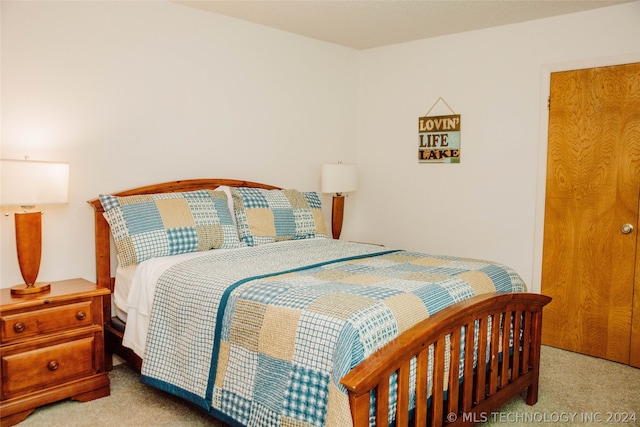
(18, 346, 640, 426)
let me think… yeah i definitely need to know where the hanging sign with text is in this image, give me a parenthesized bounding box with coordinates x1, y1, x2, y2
(418, 114, 461, 163)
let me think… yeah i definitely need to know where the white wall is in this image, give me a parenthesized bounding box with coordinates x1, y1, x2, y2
(0, 1, 358, 287)
(355, 1, 640, 292)
(2, 1, 639, 291)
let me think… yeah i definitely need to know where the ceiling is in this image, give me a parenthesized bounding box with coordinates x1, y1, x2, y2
(172, 0, 631, 50)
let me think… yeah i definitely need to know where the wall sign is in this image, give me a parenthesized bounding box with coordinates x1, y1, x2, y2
(418, 98, 461, 163)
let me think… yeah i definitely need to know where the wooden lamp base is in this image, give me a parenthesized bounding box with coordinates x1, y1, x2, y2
(10, 282, 51, 296)
(11, 211, 48, 297)
(331, 195, 345, 240)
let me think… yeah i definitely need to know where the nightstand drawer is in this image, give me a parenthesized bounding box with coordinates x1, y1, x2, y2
(1, 336, 96, 398)
(1, 301, 94, 342)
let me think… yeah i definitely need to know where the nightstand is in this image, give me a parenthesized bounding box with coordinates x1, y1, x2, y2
(0, 278, 110, 426)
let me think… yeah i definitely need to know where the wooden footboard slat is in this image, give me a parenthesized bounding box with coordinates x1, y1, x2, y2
(415, 347, 430, 426)
(512, 310, 522, 381)
(447, 328, 461, 418)
(522, 311, 531, 373)
(341, 292, 551, 427)
(474, 316, 487, 405)
(431, 338, 446, 427)
(377, 375, 390, 424)
(462, 321, 475, 412)
(488, 313, 501, 395)
(500, 311, 512, 387)
(396, 363, 411, 426)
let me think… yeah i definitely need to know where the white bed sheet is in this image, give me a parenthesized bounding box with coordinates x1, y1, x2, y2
(114, 264, 137, 322)
(120, 250, 219, 358)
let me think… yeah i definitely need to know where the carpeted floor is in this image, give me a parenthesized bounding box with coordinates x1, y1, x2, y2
(17, 346, 640, 426)
(482, 346, 640, 426)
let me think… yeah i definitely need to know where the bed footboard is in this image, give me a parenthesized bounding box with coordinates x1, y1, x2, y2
(340, 292, 551, 427)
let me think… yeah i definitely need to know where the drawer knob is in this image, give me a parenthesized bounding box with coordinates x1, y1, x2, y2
(13, 322, 25, 333)
(48, 360, 59, 371)
(76, 310, 87, 321)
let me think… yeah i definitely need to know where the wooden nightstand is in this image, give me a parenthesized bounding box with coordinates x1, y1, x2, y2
(0, 278, 110, 426)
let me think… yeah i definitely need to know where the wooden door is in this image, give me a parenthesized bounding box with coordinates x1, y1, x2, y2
(541, 62, 640, 367)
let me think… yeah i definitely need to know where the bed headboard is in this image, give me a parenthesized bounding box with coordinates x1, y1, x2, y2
(87, 178, 281, 292)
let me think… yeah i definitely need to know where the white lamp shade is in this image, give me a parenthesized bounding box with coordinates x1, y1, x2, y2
(321, 163, 358, 194)
(1, 159, 70, 206)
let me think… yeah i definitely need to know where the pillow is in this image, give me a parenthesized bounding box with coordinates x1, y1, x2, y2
(214, 185, 236, 225)
(231, 187, 328, 246)
(99, 190, 244, 267)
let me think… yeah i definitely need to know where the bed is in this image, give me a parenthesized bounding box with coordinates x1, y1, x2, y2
(88, 178, 550, 427)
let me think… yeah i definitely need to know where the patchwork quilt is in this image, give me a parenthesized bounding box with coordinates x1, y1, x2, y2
(140, 239, 526, 427)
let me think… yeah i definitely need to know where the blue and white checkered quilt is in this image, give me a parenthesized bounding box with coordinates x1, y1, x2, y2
(140, 239, 526, 426)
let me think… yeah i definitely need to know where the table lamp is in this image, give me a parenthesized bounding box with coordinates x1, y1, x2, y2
(321, 162, 357, 239)
(1, 159, 70, 295)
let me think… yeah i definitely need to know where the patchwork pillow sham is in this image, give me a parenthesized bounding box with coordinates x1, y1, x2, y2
(231, 187, 328, 246)
(99, 190, 244, 267)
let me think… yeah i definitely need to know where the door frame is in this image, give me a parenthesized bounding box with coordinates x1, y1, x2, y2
(531, 52, 640, 295)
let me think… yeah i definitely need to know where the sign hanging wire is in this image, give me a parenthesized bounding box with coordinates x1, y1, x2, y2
(424, 97, 456, 116)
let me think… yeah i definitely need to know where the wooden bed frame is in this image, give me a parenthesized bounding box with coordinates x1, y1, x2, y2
(88, 178, 551, 427)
